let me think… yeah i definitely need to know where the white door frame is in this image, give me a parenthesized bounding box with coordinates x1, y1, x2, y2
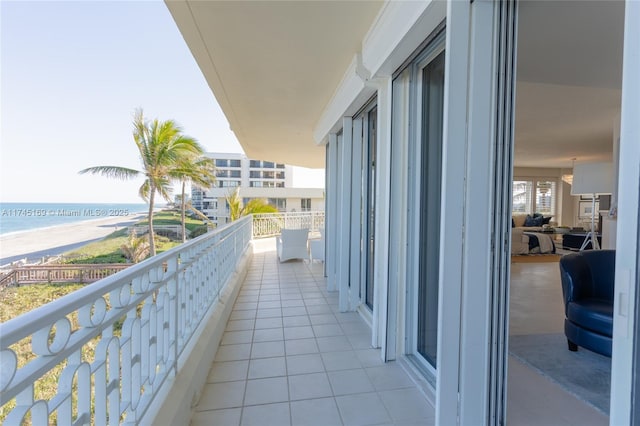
(611, 1, 640, 424)
(438, 0, 516, 423)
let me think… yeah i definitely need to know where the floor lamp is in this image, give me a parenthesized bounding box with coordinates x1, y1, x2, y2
(570, 162, 613, 251)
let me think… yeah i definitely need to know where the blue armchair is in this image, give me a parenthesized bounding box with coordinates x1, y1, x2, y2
(559, 250, 615, 357)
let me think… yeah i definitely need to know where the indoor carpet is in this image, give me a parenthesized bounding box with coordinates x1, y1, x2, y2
(509, 333, 610, 415)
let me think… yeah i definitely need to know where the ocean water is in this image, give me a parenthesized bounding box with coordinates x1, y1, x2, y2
(0, 202, 150, 235)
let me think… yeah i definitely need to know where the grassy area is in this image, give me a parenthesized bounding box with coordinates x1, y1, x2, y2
(0, 282, 85, 323)
(135, 209, 205, 231)
(63, 209, 207, 264)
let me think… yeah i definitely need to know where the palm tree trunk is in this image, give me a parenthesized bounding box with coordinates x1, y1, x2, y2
(148, 189, 156, 257)
(181, 179, 187, 243)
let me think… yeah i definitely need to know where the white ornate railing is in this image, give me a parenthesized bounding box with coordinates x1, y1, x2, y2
(252, 211, 325, 238)
(0, 216, 252, 425)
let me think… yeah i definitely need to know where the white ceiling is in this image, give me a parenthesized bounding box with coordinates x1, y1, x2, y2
(166, 0, 625, 170)
(514, 1, 625, 168)
(166, 0, 384, 168)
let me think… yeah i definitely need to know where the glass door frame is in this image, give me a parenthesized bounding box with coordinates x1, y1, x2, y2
(404, 34, 446, 377)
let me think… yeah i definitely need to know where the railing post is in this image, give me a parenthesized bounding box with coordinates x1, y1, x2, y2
(173, 253, 180, 376)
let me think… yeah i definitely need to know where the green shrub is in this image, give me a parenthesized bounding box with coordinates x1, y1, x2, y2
(190, 225, 209, 239)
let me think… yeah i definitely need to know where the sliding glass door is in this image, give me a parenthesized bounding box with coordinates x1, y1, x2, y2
(364, 106, 377, 310)
(393, 29, 445, 372)
(416, 51, 445, 366)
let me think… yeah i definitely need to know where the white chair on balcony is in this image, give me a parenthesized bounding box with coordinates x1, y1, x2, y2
(277, 228, 309, 262)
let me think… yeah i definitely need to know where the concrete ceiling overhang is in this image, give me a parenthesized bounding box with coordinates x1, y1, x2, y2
(165, 0, 384, 168)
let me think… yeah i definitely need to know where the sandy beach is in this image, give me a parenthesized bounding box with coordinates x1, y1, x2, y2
(0, 214, 146, 265)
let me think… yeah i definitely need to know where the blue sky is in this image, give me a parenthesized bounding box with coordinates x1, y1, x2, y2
(1, 0, 323, 203)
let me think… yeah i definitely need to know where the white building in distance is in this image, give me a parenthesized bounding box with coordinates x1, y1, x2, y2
(192, 152, 324, 224)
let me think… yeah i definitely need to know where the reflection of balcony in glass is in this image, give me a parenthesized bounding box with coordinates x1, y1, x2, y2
(229, 159, 241, 167)
(276, 172, 285, 179)
(263, 171, 275, 179)
(215, 159, 228, 167)
(250, 171, 261, 178)
(250, 160, 260, 168)
(262, 161, 274, 168)
(230, 170, 241, 178)
(218, 180, 240, 188)
(276, 163, 285, 169)
(216, 170, 228, 178)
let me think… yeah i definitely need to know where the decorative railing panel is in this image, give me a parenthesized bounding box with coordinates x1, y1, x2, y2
(252, 211, 325, 238)
(0, 216, 252, 425)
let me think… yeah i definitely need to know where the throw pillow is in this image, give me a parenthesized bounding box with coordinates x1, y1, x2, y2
(524, 214, 543, 227)
(542, 216, 552, 225)
(523, 214, 535, 227)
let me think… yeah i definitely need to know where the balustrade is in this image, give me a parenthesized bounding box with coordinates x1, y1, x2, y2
(0, 216, 252, 424)
(252, 211, 325, 238)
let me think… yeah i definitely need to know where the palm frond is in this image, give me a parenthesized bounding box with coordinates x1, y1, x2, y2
(79, 166, 141, 180)
(154, 176, 173, 201)
(138, 180, 151, 201)
(226, 188, 243, 221)
(243, 199, 279, 216)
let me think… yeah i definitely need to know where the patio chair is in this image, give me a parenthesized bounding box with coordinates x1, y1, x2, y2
(277, 228, 309, 262)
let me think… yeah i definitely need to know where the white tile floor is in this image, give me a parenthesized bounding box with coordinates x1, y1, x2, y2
(191, 240, 435, 426)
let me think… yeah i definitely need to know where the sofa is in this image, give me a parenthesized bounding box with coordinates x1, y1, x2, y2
(511, 213, 556, 255)
(559, 250, 615, 357)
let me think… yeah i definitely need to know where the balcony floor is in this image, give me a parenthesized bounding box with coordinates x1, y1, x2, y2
(191, 239, 435, 426)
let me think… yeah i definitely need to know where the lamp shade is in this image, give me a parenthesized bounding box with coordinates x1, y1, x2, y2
(570, 162, 613, 195)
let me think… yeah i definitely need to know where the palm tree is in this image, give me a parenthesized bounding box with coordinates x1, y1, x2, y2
(120, 230, 151, 263)
(80, 109, 204, 256)
(170, 156, 216, 242)
(225, 188, 278, 221)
